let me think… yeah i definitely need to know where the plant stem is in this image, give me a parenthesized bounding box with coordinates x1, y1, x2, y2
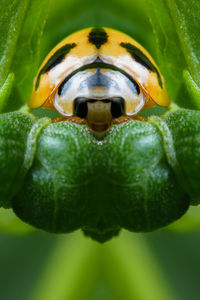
(30, 231, 102, 300)
(18, 104, 32, 114)
(102, 230, 177, 300)
(167, 102, 180, 112)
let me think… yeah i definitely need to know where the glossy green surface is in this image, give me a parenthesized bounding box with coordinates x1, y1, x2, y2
(0, 110, 199, 241)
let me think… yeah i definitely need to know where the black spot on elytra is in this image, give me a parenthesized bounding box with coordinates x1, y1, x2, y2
(35, 43, 76, 90)
(120, 42, 163, 88)
(88, 27, 108, 49)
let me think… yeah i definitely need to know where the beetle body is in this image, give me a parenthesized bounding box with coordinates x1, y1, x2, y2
(29, 27, 170, 131)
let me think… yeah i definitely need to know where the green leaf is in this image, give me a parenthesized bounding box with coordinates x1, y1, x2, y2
(178, 70, 200, 110)
(0, 0, 49, 112)
(0, 73, 15, 112)
(0, 111, 195, 242)
(0, 0, 27, 87)
(147, 0, 200, 107)
(0, 112, 35, 208)
(165, 109, 200, 204)
(166, 0, 200, 87)
(1, 109, 200, 242)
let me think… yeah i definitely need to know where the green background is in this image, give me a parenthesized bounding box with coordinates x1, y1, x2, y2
(1, 229, 200, 300)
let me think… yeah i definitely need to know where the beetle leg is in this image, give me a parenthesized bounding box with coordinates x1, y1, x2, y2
(130, 115, 146, 121)
(113, 115, 146, 124)
(53, 116, 87, 124)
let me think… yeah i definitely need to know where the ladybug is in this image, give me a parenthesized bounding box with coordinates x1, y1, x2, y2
(29, 27, 170, 132)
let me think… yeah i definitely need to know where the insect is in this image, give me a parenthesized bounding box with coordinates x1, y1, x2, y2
(29, 27, 170, 132)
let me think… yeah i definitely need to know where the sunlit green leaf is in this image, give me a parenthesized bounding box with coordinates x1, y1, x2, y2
(0, 0, 49, 112)
(147, 0, 200, 108)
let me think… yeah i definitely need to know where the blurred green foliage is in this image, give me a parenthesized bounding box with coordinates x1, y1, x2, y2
(0, 208, 35, 234)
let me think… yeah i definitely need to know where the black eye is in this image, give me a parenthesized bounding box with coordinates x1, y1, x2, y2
(74, 98, 88, 118)
(110, 97, 125, 118)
